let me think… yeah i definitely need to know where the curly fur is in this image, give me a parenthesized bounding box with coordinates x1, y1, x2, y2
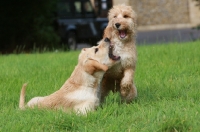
(101, 4, 137, 103)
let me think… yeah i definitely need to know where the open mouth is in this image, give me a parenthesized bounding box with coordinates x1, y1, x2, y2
(119, 30, 127, 39)
(109, 44, 120, 61)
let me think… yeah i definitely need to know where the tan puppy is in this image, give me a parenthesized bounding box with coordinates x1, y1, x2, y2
(19, 38, 120, 114)
(100, 4, 137, 103)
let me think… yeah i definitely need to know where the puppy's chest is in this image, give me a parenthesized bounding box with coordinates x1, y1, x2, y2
(105, 63, 123, 78)
(113, 45, 132, 60)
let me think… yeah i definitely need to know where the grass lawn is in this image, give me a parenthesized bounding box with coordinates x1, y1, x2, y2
(0, 41, 200, 131)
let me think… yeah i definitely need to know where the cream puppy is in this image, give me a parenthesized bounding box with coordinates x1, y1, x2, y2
(19, 38, 120, 114)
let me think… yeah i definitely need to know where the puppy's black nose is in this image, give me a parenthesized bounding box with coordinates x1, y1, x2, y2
(115, 23, 121, 28)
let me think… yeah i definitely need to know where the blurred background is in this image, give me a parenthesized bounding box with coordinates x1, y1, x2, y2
(0, 0, 200, 53)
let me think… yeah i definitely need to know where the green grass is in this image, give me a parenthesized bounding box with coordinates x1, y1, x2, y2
(0, 41, 200, 131)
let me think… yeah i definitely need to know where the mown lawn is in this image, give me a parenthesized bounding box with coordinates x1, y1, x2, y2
(0, 41, 200, 131)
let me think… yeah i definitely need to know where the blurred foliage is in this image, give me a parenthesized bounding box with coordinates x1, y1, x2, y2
(0, 0, 60, 53)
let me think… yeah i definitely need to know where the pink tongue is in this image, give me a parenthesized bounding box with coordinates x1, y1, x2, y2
(120, 30, 126, 38)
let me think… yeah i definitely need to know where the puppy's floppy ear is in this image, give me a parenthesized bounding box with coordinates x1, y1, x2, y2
(84, 58, 108, 74)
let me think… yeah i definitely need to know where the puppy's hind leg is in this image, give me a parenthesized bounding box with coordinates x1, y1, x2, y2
(100, 77, 116, 102)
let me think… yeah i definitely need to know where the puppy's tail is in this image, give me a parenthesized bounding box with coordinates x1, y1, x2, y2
(19, 83, 27, 110)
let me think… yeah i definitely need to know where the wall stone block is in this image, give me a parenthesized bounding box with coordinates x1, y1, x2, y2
(130, 0, 190, 26)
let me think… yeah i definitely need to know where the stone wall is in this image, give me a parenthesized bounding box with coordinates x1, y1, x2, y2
(130, 0, 190, 27)
(188, 0, 200, 26)
(113, 0, 129, 5)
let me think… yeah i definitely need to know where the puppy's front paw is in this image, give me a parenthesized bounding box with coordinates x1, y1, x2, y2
(120, 83, 137, 103)
(120, 82, 132, 97)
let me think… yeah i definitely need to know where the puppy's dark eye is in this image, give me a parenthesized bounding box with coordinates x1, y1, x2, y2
(124, 15, 128, 18)
(104, 37, 110, 42)
(95, 48, 98, 54)
(114, 16, 116, 18)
